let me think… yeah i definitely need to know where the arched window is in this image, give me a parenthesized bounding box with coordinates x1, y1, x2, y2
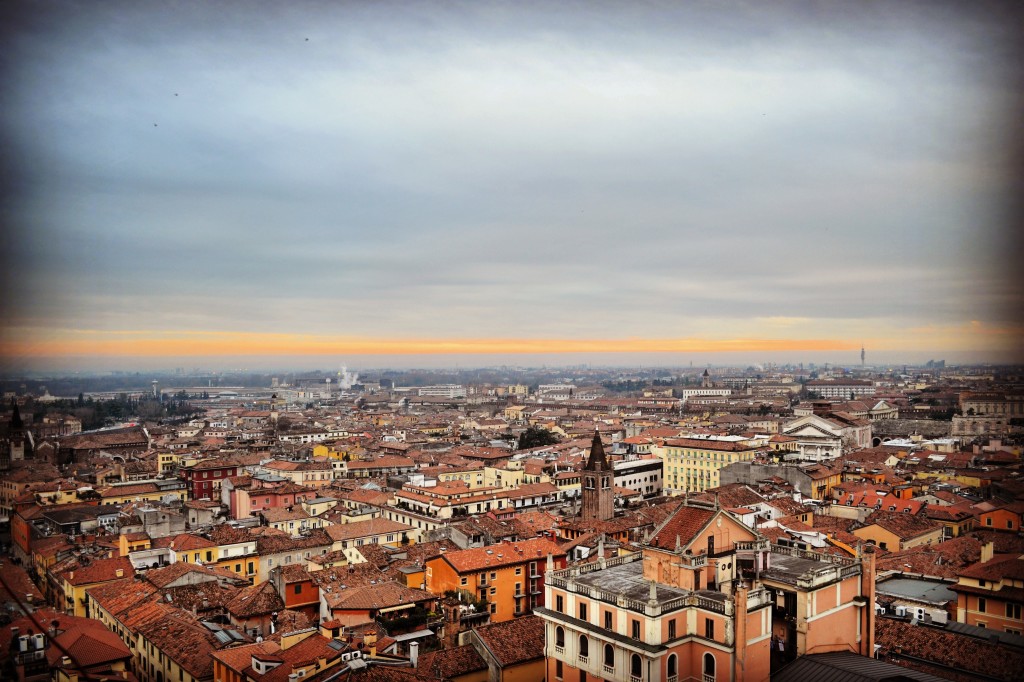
(579, 634, 589, 658)
(604, 643, 614, 668)
(703, 652, 716, 679)
(555, 626, 565, 648)
(631, 653, 642, 679)
(667, 653, 678, 680)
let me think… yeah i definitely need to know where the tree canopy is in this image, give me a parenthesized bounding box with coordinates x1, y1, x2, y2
(517, 425, 560, 450)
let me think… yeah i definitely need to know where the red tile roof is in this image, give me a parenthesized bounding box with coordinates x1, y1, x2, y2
(437, 537, 565, 574)
(472, 614, 546, 667)
(59, 556, 134, 585)
(416, 644, 487, 679)
(648, 505, 716, 550)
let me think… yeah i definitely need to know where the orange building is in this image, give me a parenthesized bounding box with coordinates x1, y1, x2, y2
(978, 503, 1024, 533)
(426, 537, 567, 623)
(952, 549, 1024, 634)
(537, 503, 876, 682)
(268, 564, 320, 622)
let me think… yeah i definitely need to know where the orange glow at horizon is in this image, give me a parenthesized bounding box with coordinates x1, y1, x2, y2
(0, 330, 860, 358)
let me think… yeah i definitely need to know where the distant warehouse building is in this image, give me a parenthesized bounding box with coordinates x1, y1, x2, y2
(417, 384, 467, 398)
(804, 379, 875, 399)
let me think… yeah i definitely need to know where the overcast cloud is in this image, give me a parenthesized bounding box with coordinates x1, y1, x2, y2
(1, 0, 1022, 367)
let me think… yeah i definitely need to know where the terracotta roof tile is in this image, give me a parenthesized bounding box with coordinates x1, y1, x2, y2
(648, 505, 716, 550)
(472, 614, 545, 666)
(416, 644, 486, 679)
(876, 616, 1024, 681)
(438, 538, 565, 573)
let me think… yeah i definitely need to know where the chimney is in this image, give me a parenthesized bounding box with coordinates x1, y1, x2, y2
(409, 641, 419, 667)
(734, 581, 749, 678)
(115, 569, 124, 578)
(981, 542, 994, 563)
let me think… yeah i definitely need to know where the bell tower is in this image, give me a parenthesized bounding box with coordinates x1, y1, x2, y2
(581, 431, 614, 521)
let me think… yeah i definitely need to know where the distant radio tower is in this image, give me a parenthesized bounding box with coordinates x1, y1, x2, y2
(861, 345, 866, 367)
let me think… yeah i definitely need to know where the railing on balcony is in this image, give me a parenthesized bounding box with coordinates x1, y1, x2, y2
(703, 674, 715, 682)
(771, 543, 856, 566)
(579, 655, 588, 664)
(550, 574, 728, 615)
(550, 551, 642, 580)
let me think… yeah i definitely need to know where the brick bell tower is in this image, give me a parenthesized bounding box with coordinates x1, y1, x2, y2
(581, 430, 614, 521)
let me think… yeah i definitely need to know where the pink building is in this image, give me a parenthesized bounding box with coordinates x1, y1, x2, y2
(229, 479, 317, 520)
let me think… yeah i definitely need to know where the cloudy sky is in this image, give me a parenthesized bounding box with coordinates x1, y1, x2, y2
(2, 1, 1021, 370)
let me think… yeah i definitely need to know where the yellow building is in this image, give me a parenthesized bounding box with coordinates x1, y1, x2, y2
(98, 481, 187, 505)
(852, 513, 944, 552)
(656, 437, 761, 493)
(326, 517, 418, 557)
(57, 556, 134, 617)
(166, 532, 220, 565)
(437, 467, 487, 488)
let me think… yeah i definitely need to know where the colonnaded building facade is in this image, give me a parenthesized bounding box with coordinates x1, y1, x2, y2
(537, 502, 876, 682)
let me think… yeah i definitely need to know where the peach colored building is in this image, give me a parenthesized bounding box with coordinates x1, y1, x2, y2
(537, 503, 875, 682)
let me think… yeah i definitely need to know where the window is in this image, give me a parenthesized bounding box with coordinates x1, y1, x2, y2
(986, 518, 993, 526)
(667, 653, 678, 681)
(460, 577, 468, 586)
(489, 603, 496, 613)
(604, 611, 613, 629)
(491, 572, 497, 581)
(979, 597, 987, 613)
(294, 584, 302, 594)
(668, 618, 676, 639)
(604, 643, 614, 669)
(555, 626, 565, 649)
(579, 603, 587, 621)
(490, 587, 496, 595)
(705, 618, 715, 639)
(579, 634, 589, 660)
(1007, 603, 1022, 619)
(515, 567, 522, 575)
(555, 660, 563, 679)
(632, 619, 641, 640)
(631, 654, 642, 679)
(556, 595, 564, 613)
(205, 551, 212, 561)
(703, 652, 716, 680)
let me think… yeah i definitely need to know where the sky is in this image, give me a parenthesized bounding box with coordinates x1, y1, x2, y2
(2, 1, 1022, 371)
